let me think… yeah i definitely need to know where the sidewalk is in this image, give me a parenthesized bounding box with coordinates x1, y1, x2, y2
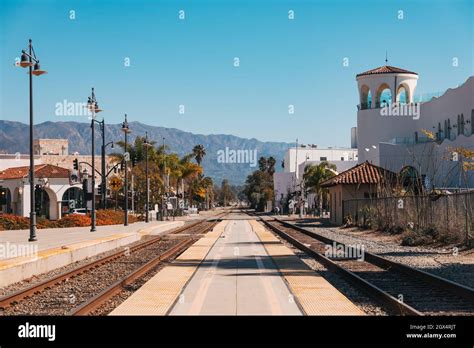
(0, 220, 186, 288)
(0, 221, 180, 255)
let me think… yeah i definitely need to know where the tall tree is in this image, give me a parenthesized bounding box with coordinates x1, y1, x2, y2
(244, 156, 274, 211)
(267, 157, 276, 176)
(192, 144, 206, 165)
(220, 179, 235, 206)
(303, 161, 337, 215)
(258, 157, 267, 172)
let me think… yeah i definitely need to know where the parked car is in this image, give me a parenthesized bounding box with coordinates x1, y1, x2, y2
(183, 207, 198, 215)
(71, 208, 90, 215)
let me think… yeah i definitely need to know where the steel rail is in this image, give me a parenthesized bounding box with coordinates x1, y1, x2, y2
(260, 218, 423, 316)
(0, 217, 220, 309)
(274, 218, 474, 302)
(69, 237, 197, 315)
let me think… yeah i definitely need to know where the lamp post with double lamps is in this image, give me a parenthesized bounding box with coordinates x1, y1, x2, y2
(101, 138, 114, 209)
(143, 132, 152, 223)
(93, 118, 114, 209)
(86, 88, 103, 232)
(162, 137, 167, 221)
(18, 39, 47, 242)
(121, 115, 131, 226)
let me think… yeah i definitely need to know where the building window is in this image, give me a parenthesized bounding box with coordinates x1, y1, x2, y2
(339, 191, 341, 207)
(461, 114, 464, 135)
(340, 157, 344, 161)
(320, 157, 327, 161)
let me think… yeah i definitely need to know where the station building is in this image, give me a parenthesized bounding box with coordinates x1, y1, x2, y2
(356, 66, 474, 188)
(0, 139, 118, 220)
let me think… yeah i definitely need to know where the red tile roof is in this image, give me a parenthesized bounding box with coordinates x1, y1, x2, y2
(356, 65, 418, 78)
(0, 164, 70, 180)
(321, 161, 395, 187)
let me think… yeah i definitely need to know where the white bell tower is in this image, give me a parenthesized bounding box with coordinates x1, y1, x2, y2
(355, 62, 419, 164)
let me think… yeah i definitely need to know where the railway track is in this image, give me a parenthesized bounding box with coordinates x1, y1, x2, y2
(0, 215, 225, 315)
(261, 217, 474, 316)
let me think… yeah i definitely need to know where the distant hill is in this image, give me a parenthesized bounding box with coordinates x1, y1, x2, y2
(0, 120, 291, 185)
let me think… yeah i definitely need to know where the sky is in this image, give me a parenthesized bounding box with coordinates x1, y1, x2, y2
(0, 0, 472, 147)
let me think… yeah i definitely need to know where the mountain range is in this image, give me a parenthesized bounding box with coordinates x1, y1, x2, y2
(0, 120, 291, 185)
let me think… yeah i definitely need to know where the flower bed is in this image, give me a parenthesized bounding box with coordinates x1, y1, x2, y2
(0, 210, 140, 230)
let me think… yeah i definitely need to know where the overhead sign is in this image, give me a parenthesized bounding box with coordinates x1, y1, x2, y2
(109, 176, 122, 191)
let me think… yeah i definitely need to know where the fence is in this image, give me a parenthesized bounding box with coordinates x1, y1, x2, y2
(342, 192, 474, 242)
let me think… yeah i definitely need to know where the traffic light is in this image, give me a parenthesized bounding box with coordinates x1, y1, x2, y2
(98, 183, 102, 195)
(120, 160, 124, 171)
(132, 156, 137, 167)
(73, 158, 79, 170)
(82, 179, 88, 194)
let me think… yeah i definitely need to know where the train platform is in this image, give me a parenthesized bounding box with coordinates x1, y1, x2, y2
(0, 219, 188, 287)
(110, 219, 364, 316)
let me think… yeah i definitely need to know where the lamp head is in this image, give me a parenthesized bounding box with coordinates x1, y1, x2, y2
(19, 53, 32, 68)
(31, 61, 47, 76)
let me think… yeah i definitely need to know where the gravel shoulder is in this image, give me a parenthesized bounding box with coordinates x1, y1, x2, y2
(286, 219, 474, 289)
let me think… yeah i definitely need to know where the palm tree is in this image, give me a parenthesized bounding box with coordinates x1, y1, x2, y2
(267, 157, 276, 175)
(110, 136, 157, 163)
(192, 144, 206, 165)
(303, 161, 337, 216)
(200, 176, 214, 210)
(179, 155, 203, 207)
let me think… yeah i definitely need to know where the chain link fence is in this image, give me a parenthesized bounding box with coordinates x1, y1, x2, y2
(342, 192, 474, 243)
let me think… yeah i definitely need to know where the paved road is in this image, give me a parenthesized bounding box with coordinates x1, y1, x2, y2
(170, 219, 302, 315)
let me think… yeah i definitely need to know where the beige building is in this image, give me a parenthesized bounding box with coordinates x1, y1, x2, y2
(0, 139, 120, 219)
(1, 139, 117, 182)
(320, 161, 395, 225)
(34, 139, 69, 156)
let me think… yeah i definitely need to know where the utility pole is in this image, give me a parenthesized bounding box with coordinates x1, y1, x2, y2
(121, 114, 130, 226)
(162, 137, 166, 221)
(131, 174, 134, 214)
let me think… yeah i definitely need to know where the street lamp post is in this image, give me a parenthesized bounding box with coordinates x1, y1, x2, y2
(101, 139, 114, 209)
(122, 115, 131, 226)
(143, 132, 152, 223)
(162, 137, 166, 221)
(82, 168, 89, 206)
(87, 88, 102, 232)
(18, 39, 47, 242)
(95, 117, 114, 210)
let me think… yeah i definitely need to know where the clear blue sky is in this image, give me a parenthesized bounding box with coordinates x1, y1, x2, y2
(0, 0, 472, 147)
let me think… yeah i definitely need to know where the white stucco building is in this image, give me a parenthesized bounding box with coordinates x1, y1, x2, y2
(0, 164, 83, 220)
(356, 65, 473, 188)
(274, 145, 359, 211)
(0, 139, 119, 219)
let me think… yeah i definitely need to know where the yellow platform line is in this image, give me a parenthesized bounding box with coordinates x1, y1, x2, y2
(250, 220, 364, 316)
(109, 221, 228, 316)
(0, 233, 133, 270)
(0, 223, 184, 271)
